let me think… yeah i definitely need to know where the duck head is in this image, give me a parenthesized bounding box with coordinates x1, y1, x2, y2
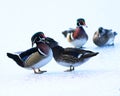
(31, 32, 46, 47)
(98, 27, 112, 37)
(77, 18, 88, 27)
(44, 37, 58, 48)
(98, 27, 105, 37)
(31, 32, 58, 48)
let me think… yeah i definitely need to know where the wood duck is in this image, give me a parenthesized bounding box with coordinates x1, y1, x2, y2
(62, 18, 88, 48)
(38, 37, 99, 72)
(93, 27, 117, 47)
(7, 32, 53, 74)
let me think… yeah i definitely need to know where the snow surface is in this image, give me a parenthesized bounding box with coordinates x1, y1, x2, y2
(0, 0, 120, 96)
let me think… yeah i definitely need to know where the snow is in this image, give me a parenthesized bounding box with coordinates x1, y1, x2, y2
(0, 0, 120, 96)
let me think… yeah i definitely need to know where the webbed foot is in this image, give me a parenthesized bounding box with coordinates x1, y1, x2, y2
(33, 68, 47, 74)
(64, 66, 74, 72)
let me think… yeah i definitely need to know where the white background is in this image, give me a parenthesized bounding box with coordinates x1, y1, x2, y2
(0, 0, 120, 96)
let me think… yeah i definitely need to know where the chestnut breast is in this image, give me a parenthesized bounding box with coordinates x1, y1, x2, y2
(37, 43, 51, 55)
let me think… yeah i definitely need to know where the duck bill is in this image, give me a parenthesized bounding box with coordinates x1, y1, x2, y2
(82, 21, 88, 28)
(85, 24, 88, 28)
(84, 23, 88, 28)
(32, 41, 35, 47)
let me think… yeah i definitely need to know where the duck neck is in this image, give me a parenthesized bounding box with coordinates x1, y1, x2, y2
(51, 45, 64, 60)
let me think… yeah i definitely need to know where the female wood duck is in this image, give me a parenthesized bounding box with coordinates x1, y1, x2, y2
(62, 18, 88, 48)
(37, 37, 98, 72)
(93, 27, 117, 47)
(7, 32, 53, 74)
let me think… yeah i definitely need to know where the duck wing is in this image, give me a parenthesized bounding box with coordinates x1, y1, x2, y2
(58, 49, 98, 63)
(63, 48, 82, 58)
(63, 48, 99, 59)
(62, 28, 75, 37)
(58, 54, 81, 63)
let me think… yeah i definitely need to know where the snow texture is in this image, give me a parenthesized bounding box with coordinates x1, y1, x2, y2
(0, 0, 120, 96)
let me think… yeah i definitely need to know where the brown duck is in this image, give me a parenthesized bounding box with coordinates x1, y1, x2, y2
(93, 27, 117, 47)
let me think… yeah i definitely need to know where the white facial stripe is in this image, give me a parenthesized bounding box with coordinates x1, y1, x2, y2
(77, 54, 82, 58)
(38, 48, 47, 56)
(70, 33, 74, 40)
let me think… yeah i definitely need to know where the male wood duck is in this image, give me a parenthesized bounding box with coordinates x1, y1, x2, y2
(62, 18, 88, 48)
(37, 37, 98, 72)
(93, 27, 117, 47)
(7, 32, 53, 74)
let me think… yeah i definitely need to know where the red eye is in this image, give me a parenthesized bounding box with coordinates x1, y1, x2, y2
(80, 21, 84, 25)
(39, 34, 46, 38)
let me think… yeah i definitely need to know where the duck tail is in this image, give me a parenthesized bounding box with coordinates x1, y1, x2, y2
(82, 52, 99, 58)
(62, 31, 68, 37)
(7, 53, 24, 67)
(114, 32, 117, 36)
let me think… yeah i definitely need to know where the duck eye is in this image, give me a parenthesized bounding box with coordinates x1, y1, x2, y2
(36, 37, 40, 41)
(45, 40, 50, 44)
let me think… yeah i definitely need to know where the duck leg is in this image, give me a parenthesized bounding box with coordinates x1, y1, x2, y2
(33, 68, 47, 74)
(38, 69, 47, 74)
(64, 66, 75, 72)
